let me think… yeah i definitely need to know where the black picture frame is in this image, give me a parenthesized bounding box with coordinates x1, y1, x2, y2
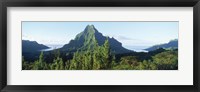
(0, 0, 200, 92)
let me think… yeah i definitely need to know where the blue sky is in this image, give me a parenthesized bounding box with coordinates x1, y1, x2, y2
(22, 21, 178, 50)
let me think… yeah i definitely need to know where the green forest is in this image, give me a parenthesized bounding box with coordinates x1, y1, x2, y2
(22, 39, 178, 70)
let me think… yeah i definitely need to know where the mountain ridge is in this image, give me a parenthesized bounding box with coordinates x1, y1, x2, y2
(145, 39, 178, 51)
(22, 40, 49, 53)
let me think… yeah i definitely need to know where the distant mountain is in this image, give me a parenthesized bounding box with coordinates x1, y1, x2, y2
(61, 25, 132, 54)
(145, 39, 178, 51)
(22, 40, 49, 53)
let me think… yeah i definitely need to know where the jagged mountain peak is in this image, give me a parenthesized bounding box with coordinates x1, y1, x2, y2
(83, 24, 98, 33)
(75, 24, 100, 40)
(86, 24, 95, 29)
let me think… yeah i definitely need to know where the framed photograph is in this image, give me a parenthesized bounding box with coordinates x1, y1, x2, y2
(0, 0, 199, 92)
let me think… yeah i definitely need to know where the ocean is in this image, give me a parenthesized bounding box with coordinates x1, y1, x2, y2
(40, 44, 149, 52)
(124, 46, 149, 52)
(40, 44, 64, 51)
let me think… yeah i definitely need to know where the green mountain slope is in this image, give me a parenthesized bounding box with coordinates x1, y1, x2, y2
(61, 25, 132, 54)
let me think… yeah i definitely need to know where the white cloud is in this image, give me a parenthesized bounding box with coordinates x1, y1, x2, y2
(117, 36, 133, 40)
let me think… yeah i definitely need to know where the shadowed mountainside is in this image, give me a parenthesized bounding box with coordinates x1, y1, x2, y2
(145, 39, 178, 51)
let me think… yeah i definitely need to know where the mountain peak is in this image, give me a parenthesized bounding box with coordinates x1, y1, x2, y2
(75, 24, 99, 40)
(86, 24, 95, 28)
(84, 24, 98, 33)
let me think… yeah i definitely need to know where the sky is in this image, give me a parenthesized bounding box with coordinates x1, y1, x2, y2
(22, 21, 178, 50)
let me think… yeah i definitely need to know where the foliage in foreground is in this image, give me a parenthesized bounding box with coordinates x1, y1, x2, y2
(22, 39, 178, 70)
